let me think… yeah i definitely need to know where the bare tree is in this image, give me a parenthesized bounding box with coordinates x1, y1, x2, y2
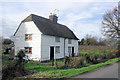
(102, 7, 120, 38)
(102, 6, 120, 50)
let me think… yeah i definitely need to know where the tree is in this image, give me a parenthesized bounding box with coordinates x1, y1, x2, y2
(84, 34, 98, 45)
(2, 39, 13, 45)
(102, 6, 120, 49)
(79, 38, 85, 45)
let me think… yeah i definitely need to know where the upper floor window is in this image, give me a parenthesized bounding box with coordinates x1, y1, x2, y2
(68, 47, 71, 53)
(68, 39, 71, 44)
(25, 47, 32, 54)
(55, 37, 60, 42)
(55, 46, 60, 54)
(25, 34, 32, 40)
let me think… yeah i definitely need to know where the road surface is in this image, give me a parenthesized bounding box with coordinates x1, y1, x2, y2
(72, 62, 119, 78)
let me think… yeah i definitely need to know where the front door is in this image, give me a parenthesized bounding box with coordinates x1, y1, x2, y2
(50, 47, 54, 61)
(72, 47, 74, 57)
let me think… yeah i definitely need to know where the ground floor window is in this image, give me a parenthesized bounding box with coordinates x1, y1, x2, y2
(55, 46, 60, 54)
(25, 47, 32, 54)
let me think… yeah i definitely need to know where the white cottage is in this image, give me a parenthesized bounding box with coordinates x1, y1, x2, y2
(13, 14, 79, 61)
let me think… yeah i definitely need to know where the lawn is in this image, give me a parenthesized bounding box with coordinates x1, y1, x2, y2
(2, 45, 119, 79)
(22, 57, 120, 78)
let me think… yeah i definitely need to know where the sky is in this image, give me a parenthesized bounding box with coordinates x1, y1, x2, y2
(0, 0, 119, 40)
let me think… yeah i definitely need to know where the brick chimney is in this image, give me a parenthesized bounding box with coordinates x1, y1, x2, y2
(49, 13, 58, 23)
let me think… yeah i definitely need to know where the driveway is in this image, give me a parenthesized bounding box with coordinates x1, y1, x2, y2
(72, 62, 119, 78)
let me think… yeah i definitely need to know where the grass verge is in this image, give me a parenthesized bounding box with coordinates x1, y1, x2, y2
(23, 57, 120, 78)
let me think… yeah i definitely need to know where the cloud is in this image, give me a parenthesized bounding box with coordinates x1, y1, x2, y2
(1, 0, 120, 2)
(1, 1, 119, 39)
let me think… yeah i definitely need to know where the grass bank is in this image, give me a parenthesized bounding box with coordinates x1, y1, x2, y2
(23, 57, 120, 78)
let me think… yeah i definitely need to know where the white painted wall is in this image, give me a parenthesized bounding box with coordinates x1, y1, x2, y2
(65, 39, 78, 57)
(14, 21, 42, 61)
(41, 34, 78, 61)
(41, 35, 64, 61)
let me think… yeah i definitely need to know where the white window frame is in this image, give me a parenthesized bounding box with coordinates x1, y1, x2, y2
(25, 47, 32, 54)
(68, 39, 71, 44)
(55, 46, 60, 54)
(68, 47, 71, 54)
(25, 34, 32, 40)
(55, 37, 60, 42)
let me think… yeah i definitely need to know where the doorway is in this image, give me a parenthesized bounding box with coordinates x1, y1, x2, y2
(50, 46, 54, 61)
(72, 47, 74, 57)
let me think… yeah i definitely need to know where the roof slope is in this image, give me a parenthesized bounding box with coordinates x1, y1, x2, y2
(14, 14, 78, 40)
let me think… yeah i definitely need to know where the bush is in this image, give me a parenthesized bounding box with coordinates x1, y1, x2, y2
(53, 59, 58, 69)
(64, 56, 70, 65)
(2, 61, 16, 80)
(2, 49, 27, 80)
(89, 54, 98, 64)
(68, 56, 85, 68)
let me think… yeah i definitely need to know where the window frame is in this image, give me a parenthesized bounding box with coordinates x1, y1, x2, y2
(25, 34, 32, 40)
(55, 46, 60, 54)
(55, 37, 60, 42)
(68, 46, 71, 54)
(68, 39, 72, 44)
(25, 47, 32, 54)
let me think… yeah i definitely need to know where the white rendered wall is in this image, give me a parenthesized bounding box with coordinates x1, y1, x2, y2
(14, 21, 42, 61)
(41, 34, 78, 61)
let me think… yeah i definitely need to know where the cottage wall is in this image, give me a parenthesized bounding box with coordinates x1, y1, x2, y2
(41, 34, 78, 61)
(14, 21, 42, 60)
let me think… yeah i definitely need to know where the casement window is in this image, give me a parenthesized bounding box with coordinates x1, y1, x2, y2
(55, 37, 60, 42)
(68, 39, 71, 44)
(25, 34, 32, 40)
(68, 47, 71, 54)
(55, 46, 60, 54)
(25, 47, 32, 54)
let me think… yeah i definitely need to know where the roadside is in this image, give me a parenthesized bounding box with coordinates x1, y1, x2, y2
(71, 62, 119, 78)
(15, 57, 120, 79)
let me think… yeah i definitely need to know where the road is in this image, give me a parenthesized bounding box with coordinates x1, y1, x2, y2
(72, 62, 119, 78)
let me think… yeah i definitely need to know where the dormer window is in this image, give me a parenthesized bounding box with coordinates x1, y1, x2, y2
(25, 34, 32, 40)
(55, 37, 60, 42)
(68, 39, 71, 44)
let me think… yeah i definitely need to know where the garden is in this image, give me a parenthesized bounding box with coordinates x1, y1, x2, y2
(2, 46, 120, 79)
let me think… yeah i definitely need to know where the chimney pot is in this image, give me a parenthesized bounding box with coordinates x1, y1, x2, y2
(49, 13, 58, 23)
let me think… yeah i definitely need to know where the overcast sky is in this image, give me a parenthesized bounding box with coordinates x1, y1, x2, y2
(0, 0, 119, 40)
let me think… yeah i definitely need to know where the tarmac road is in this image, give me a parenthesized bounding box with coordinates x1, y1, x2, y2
(72, 62, 119, 78)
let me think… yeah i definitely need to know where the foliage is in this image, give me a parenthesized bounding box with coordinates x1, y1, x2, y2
(2, 39, 13, 45)
(102, 7, 120, 38)
(19, 57, 120, 78)
(79, 35, 106, 46)
(64, 56, 70, 65)
(79, 46, 116, 56)
(102, 7, 120, 50)
(2, 49, 27, 80)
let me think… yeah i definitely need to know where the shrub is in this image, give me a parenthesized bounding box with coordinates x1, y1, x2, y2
(64, 56, 70, 65)
(89, 54, 98, 64)
(53, 59, 58, 69)
(2, 49, 27, 80)
(97, 53, 106, 63)
(68, 56, 85, 68)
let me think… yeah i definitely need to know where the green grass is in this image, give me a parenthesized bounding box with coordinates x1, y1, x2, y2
(23, 57, 120, 78)
(79, 46, 117, 56)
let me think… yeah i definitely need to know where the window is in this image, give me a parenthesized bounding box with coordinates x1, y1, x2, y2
(55, 37, 60, 42)
(25, 47, 32, 54)
(68, 47, 71, 54)
(55, 46, 60, 53)
(25, 34, 32, 40)
(68, 39, 71, 44)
